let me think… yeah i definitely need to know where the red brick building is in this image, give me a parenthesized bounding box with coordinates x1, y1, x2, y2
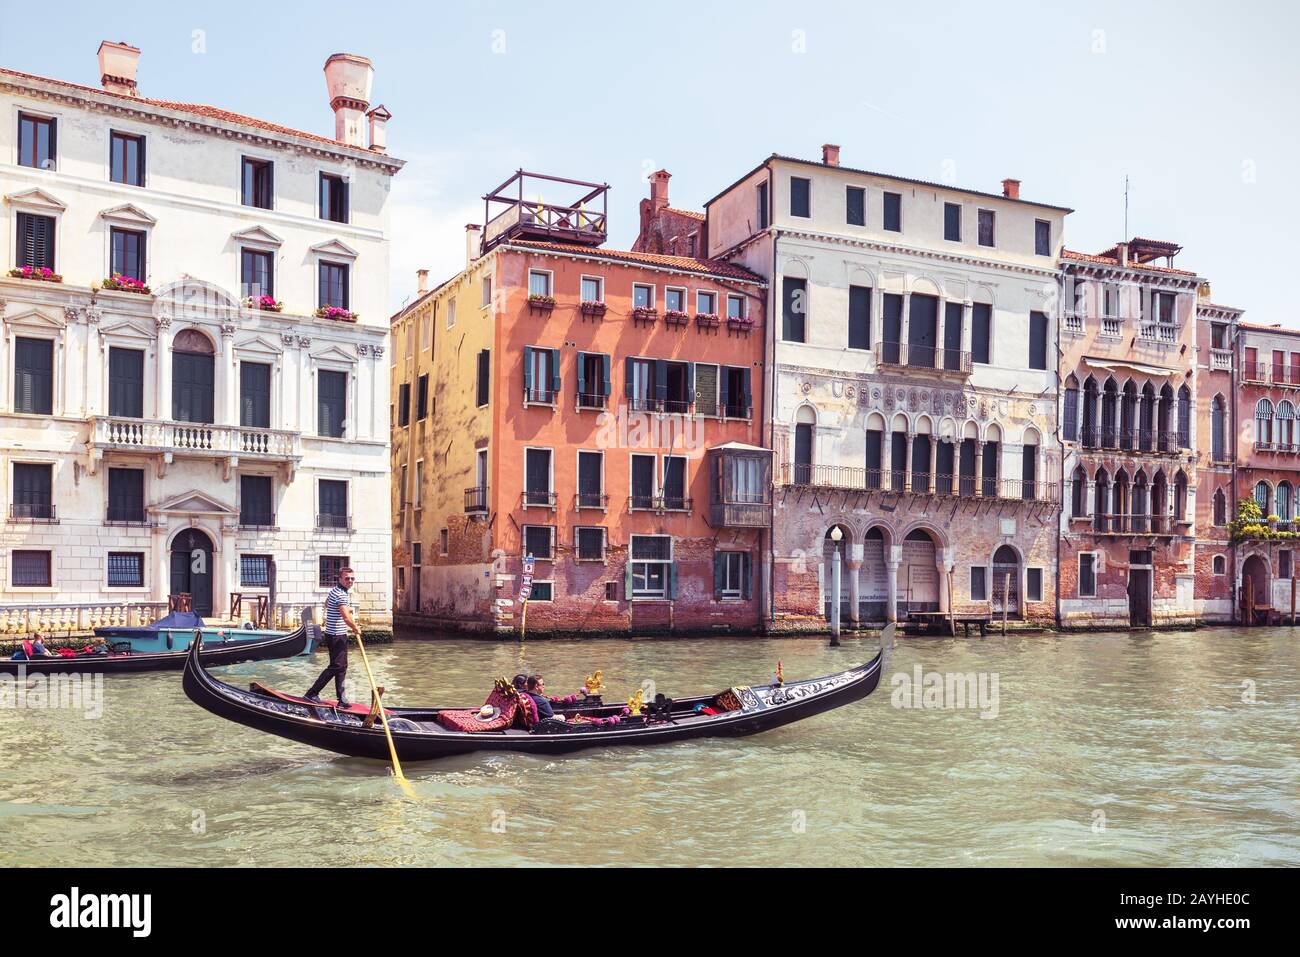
(1193, 297, 1239, 622)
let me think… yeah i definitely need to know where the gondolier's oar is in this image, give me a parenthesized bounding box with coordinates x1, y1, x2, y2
(350, 631, 415, 798)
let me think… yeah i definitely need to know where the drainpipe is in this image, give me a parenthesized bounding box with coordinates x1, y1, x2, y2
(766, 165, 778, 630)
(1230, 318, 1239, 624)
(1055, 268, 1066, 630)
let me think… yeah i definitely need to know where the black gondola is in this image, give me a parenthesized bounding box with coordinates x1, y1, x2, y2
(1, 624, 308, 675)
(182, 634, 885, 760)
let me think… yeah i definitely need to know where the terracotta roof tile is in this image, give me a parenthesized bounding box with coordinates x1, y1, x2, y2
(506, 240, 764, 283)
(1062, 248, 1197, 277)
(664, 207, 705, 221)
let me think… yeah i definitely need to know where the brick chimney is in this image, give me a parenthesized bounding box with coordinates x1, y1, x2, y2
(1001, 178, 1021, 199)
(323, 53, 374, 147)
(466, 224, 483, 266)
(98, 41, 140, 97)
(366, 104, 391, 152)
(1115, 241, 1130, 266)
(822, 143, 841, 166)
(649, 170, 671, 211)
(417, 269, 429, 294)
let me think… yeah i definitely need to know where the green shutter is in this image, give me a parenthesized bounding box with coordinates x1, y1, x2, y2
(576, 352, 587, 397)
(523, 347, 534, 395)
(624, 560, 634, 598)
(549, 348, 561, 394)
(685, 362, 695, 405)
(741, 553, 753, 599)
(624, 357, 635, 398)
(742, 369, 752, 416)
(601, 354, 611, 399)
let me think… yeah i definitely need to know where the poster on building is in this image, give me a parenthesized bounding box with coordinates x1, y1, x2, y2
(861, 537, 888, 602)
(519, 554, 535, 602)
(898, 537, 938, 606)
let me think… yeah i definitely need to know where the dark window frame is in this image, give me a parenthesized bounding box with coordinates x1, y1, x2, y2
(14, 336, 54, 415)
(16, 212, 56, 271)
(977, 208, 996, 248)
(17, 112, 56, 170)
(241, 156, 274, 209)
(110, 226, 147, 281)
(789, 176, 811, 218)
(110, 130, 145, 186)
(319, 172, 349, 223)
(845, 185, 865, 226)
(318, 260, 350, 310)
(318, 555, 350, 588)
(12, 549, 52, 587)
(1035, 219, 1051, 256)
(239, 474, 276, 527)
(943, 202, 962, 242)
(107, 551, 146, 588)
(240, 248, 275, 300)
(318, 369, 348, 438)
(882, 192, 902, 232)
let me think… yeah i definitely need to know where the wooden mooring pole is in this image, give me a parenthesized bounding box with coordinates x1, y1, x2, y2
(1002, 572, 1010, 635)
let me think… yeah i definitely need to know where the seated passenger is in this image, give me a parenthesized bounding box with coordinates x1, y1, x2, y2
(525, 674, 564, 722)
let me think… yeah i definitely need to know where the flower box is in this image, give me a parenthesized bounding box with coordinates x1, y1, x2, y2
(528, 294, 556, 311)
(101, 274, 151, 294)
(315, 305, 358, 322)
(695, 314, 721, 330)
(727, 317, 755, 333)
(579, 300, 607, 317)
(664, 310, 691, 327)
(243, 295, 284, 313)
(8, 266, 63, 283)
(632, 307, 658, 324)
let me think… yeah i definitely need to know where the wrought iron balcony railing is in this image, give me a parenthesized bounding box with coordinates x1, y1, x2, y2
(464, 486, 489, 513)
(8, 503, 57, 523)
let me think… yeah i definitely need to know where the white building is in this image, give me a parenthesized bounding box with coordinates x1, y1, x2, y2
(0, 43, 402, 634)
(705, 146, 1069, 627)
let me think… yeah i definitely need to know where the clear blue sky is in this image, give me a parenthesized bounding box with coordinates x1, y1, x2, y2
(5, 0, 1296, 319)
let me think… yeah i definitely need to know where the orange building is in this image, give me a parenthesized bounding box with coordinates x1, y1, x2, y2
(390, 171, 770, 635)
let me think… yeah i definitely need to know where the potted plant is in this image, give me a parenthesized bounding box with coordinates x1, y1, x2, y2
(664, 309, 691, 326)
(7, 265, 63, 283)
(579, 299, 606, 317)
(528, 293, 556, 312)
(315, 305, 358, 322)
(243, 295, 284, 313)
(632, 305, 658, 324)
(695, 312, 721, 329)
(101, 273, 151, 294)
(727, 314, 755, 332)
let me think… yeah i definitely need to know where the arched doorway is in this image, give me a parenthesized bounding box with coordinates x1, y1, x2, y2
(1241, 554, 1270, 623)
(898, 529, 939, 617)
(860, 527, 889, 621)
(991, 544, 1020, 617)
(171, 528, 214, 616)
(822, 525, 852, 621)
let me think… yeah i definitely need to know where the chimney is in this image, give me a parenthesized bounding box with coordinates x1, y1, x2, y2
(98, 41, 140, 97)
(1116, 241, 1130, 266)
(822, 144, 841, 167)
(465, 224, 483, 267)
(366, 104, 391, 152)
(649, 170, 671, 211)
(417, 269, 429, 294)
(1001, 178, 1021, 200)
(323, 53, 374, 147)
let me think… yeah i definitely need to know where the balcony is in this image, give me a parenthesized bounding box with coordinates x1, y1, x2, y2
(1100, 317, 1123, 338)
(1080, 427, 1186, 455)
(464, 486, 489, 513)
(706, 444, 772, 528)
(481, 169, 609, 253)
(1137, 323, 1178, 344)
(1210, 349, 1233, 372)
(521, 490, 557, 510)
(1063, 313, 1084, 334)
(573, 491, 609, 511)
(522, 386, 557, 407)
(874, 342, 971, 376)
(88, 417, 301, 479)
(1240, 361, 1300, 388)
(627, 495, 692, 513)
(315, 513, 352, 531)
(576, 392, 608, 411)
(8, 503, 57, 524)
(105, 506, 150, 526)
(777, 464, 1059, 503)
(1091, 513, 1178, 537)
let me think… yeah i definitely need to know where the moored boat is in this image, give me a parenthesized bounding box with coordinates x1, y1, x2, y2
(94, 610, 317, 657)
(182, 635, 885, 761)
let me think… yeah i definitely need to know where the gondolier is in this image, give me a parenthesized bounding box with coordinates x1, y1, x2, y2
(305, 566, 361, 706)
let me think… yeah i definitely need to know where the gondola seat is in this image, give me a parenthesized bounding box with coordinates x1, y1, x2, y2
(433, 679, 539, 733)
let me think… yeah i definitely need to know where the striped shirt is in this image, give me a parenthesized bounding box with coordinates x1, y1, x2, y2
(323, 585, 355, 636)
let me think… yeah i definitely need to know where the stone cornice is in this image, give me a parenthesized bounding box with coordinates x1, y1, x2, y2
(775, 228, 1062, 281)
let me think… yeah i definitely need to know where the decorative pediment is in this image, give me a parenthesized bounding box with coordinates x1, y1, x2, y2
(5, 187, 66, 213)
(231, 225, 284, 249)
(100, 203, 156, 227)
(310, 343, 358, 364)
(309, 238, 359, 261)
(151, 490, 237, 516)
(2, 307, 66, 330)
(234, 334, 283, 356)
(99, 318, 156, 341)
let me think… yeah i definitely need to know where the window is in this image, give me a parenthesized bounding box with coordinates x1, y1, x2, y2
(633, 284, 655, 309)
(440, 528, 449, 555)
(605, 581, 619, 602)
(318, 261, 350, 310)
(318, 370, 347, 437)
(625, 357, 655, 411)
(662, 456, 687, 509)
(695, 363, 718, 417)
(104, 552, 144, 588)
(576, 526, 606, 561)
(14, 338, 54, 415)
(524, 448, 553, 506)
(971, 303, 992, 364)
(727, 294, 745, 321)
(790, 177, 811, 218)
(715, 551, 752, 599)
(1212, 396, 1227, 461)
(476, 349, 491, 407)
(1255, 481, 1271, 515)
(1026, 568, 1043, 603)
(318, 555, 350, 587)
(110, 131, 145, 186)
(482, 276, 493, 307)
(110, 228, 146, 281)
(446, 298, 457, 328)
(240, 361, 271, 428)
(575, 353, 609, 412)
(528, 270, 552, 297)
(319, 173, 348, 223)
(757, 181, 769, 230)
(846, 186, 865, 226)
(1063, 379, 1079, 443)
(241, 157, 273, 208)
(696, 290, 717, 316)
(721, 366, 751, 418)
(1214, 489, 1227, 526)
(12, 462, 52, 521)
(631, 453, 656, 509)
(240, 249, 274, 299)
(318, 480, 349, 529)
(108, 347, 144, 418)
(240, 475, 274, 527)
(848, 285, 872, 350)
(172, 336, 215, 424)
(18, 113, 56, 169)
(665, 287, 685, 313)
(240, 555, 271, 587)
(415, 461, 424, 509)
(416, 374, 429, 421)
(107, 467, 144, 523)
(1212, 555, 1226, 576)
(970, 566, 987, 601)
(523, 346, 559, 404)
(397, 382, 411, 427)
(882, 192, 901, 232)
(15, 212, 55, 271)
(977, 209, 995, 247)
(412, 543, 422, 567)
(1078, 554, 1096, 597)
(529, 581, 554, 602)
(522, 525, 555, 560)
(943, 203, 961, 242)
(1035, 219, 1051, 256)
(1281, 550, 1293, 580)
(1029, 311, 1048, 370)
(581, 276, 603, 303)
(782, 277, 807, 342)
(399, 465, 408, 511)
(628, 535, 674, 599)
(12, 550, 52, 587)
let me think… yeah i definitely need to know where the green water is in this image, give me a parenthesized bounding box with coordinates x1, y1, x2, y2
(1, 628, 1296, 866)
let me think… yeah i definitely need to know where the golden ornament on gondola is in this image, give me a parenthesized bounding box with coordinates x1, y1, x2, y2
(626, 688, 644, 716)
(584, 670, 603, 695)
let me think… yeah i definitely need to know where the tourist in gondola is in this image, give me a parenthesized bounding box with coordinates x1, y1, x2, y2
(525, 675, 564, 721)
(11, 635, 53, 660)
(304, 566, 361, 707)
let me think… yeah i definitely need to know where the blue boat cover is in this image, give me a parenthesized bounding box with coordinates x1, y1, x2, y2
(147, 611, 206, 630)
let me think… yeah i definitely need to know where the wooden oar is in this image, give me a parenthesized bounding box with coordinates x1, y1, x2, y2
(350, 631, 415, 798)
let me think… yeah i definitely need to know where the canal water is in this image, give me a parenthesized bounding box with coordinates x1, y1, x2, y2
(1, 629, 1296, 866)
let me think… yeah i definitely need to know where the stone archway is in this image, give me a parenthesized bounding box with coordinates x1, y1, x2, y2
(898, 529, 940, 617)
(1241, 553, 1270, 623)
(991, 544, 1021, 618)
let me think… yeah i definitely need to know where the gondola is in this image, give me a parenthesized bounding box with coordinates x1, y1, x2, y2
(182, 634, 885, 760)
(1, 622, 309, 675)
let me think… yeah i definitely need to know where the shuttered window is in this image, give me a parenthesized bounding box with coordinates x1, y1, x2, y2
(943, 203, 961, 242)
(13, 463, 53, 520)
(476, 349, 491, 407)
(318, 370, 347, 437)
(848, 285, 872, 350)
(1035, 220, 1051, 256)
(14, 337, 54, 414)
(240, 475, 274, 526)
(845, 186, 865, 226)
(318, 480, 348, 527)
(1029, 311, 1048, 370)
(109, 347, 144, 418)
(790, 177, 810, 217)
(107, 467, 144, 523)
(782, 277, 807, 342)
(416, 374, 429, 421)
(882, 192, 901, 232)
(16, 213, 55, 270)
(172, 351, 215, 423)
(1063, 383, 1079, 442)
(240, 361, 271, 428)
(971, 303, 992, 364)
(397, 382, 411, 427)
(756, 181, 769, 230)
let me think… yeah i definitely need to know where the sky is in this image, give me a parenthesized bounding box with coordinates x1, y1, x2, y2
(5, 0, 1297, 320)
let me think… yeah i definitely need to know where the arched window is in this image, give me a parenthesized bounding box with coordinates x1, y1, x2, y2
(1212, 396, 1226, 461)
(1278, 481, 1293, 523)
(1212, 555, 1226, 575)
(1082, 377, 1099, 447)
(1152, 471, 1168, 531)
(1071, 466, 1087, 517)
(1256, 399, 1274, 447)
(1063, 376, 1079, 442)
(1094, 468, 1110, 532)
(1120, 381, 1138, 450)
(793, 408, 815, 485)
(1255, 480, 1272, 516)
(1279, 401, 1295, 448)
(1102, 378, 1119, 447)
(1132, 471, 1149, 533)
(1113, 471, 1130, 531)
(1213, 488, 1226, 526)
(1177, 385, 1191, 448)
(1139, 383, 1156, 451)
(1174, 470, 1188, 524)
(1158, 383, 1174, 451)
(172, 328, 216, 424)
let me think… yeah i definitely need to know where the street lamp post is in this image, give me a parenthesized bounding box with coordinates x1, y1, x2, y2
(830, 526, 843, 647)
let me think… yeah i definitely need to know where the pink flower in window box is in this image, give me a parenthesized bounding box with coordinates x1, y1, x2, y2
(243, 295, 284, 313)
(101, 273, 151, 294)
(315, 305, 358, 322)
(8, 265, 63, 282)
